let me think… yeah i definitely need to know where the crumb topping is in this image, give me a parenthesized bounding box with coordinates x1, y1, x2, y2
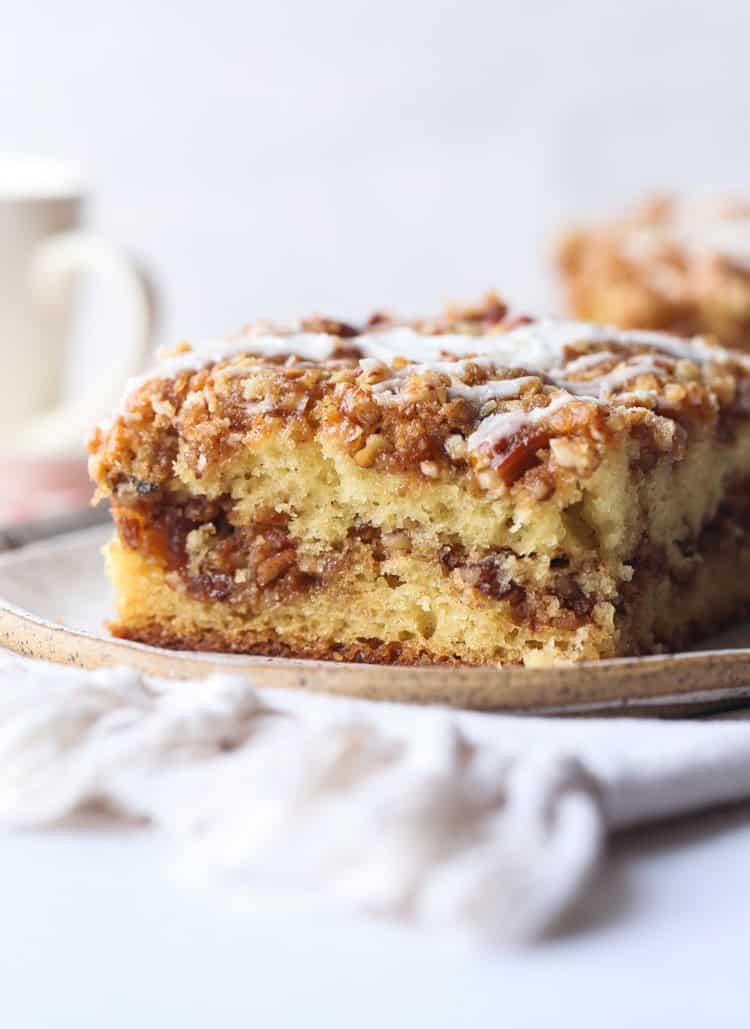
(89, 293, 750, 503)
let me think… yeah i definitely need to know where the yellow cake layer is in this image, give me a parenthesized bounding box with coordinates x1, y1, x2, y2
(179, 423, 750, 572)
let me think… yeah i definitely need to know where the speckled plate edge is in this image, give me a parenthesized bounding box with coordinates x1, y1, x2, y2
(1, 526, 750, 716)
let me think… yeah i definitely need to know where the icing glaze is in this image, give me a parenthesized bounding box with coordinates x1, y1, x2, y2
(127, 319, 727, 398)
(124, 333, 336, 397)
(557, 356, 666, 398)
(120, 319, 742, 461)
(467, 393, 588, 454)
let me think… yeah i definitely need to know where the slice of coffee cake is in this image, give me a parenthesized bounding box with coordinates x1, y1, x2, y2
(556, 196, 750, 350)
(89, 297, 750, 666)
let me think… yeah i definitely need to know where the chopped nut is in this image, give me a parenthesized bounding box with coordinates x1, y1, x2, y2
(652, 416, 682, 454)
(708, 372, 735, 406)
(493, 430, 551, 485)
(663, 383, 687, 406)
(443, 291, 508, 325)
(255, 549, 296, 586)
(300, 316, 358, 337)
(400, 374, 444, 405)
(476, 467, 505, 493)
(341, 387, 382, 430)
(634, 373, 660, 393)
(458, 362, 485, 386)
(358, 359, 389, 386)
(549, 436, 598, 475)
(354, 433, 387, 467)
(676, 359, 700, 381)
(151, 397, 176, 419)
(444, 398, 475, 429)
(420, 460, 439, 478)
(523, 466, 556, 500)
(444, 434, 468, 461)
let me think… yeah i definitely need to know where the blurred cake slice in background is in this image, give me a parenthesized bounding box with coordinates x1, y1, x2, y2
(556, 197, 750, 350)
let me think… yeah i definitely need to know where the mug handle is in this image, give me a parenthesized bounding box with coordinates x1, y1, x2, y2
(23, 231, 158, 455)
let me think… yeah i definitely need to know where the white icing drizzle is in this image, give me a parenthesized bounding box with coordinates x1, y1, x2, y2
(622, 332, 709, 364)
(554, 350, 617, 375)
(615, 389, 659, 407)
(356, 327, 492, 365)
(124, 333, 337, 397)
(126, 319, 729, 398)
(467, 394, 586, 454)
(369, 357, 534, 402)
(447, 376, 539, 408)
(462, 357, 667, 454)
(592, 357, 665, 395)
(119, 319, 747, 458)
(557, 356, 666, 398)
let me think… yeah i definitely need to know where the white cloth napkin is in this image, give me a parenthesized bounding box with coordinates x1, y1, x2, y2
(1, 650, 750, 943)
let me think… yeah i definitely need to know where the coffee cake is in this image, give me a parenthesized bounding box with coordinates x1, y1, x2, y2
(89, 295, 750, 666)
(557, 197, 750, 350)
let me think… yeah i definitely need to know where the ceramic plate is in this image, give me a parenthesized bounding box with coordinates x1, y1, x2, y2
(1, 525, 750, 715)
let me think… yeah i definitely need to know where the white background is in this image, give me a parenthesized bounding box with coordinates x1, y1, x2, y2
(2, 0, 749, 344)
(2, 807, 750, 1027)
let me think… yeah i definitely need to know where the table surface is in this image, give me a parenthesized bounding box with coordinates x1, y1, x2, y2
(2, 801, 749, 1028)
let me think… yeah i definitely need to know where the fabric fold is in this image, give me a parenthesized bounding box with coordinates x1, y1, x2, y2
(1, 651, 749, 942)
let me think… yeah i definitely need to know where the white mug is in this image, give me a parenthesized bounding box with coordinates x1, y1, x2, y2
(0, 156, 157, 458)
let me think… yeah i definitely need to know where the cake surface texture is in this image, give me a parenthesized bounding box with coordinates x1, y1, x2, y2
(89, 294, 750, 667)
(557, 196, 750, 351)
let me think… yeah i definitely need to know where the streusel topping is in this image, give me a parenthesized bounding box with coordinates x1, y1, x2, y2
(90, 295, 750, 502)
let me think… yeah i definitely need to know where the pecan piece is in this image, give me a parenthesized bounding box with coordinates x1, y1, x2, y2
(255, 549, 296, 587)
(493, 430, 550, 485)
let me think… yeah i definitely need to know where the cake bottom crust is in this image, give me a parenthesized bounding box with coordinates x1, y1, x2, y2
(113, 622, 452, 665)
